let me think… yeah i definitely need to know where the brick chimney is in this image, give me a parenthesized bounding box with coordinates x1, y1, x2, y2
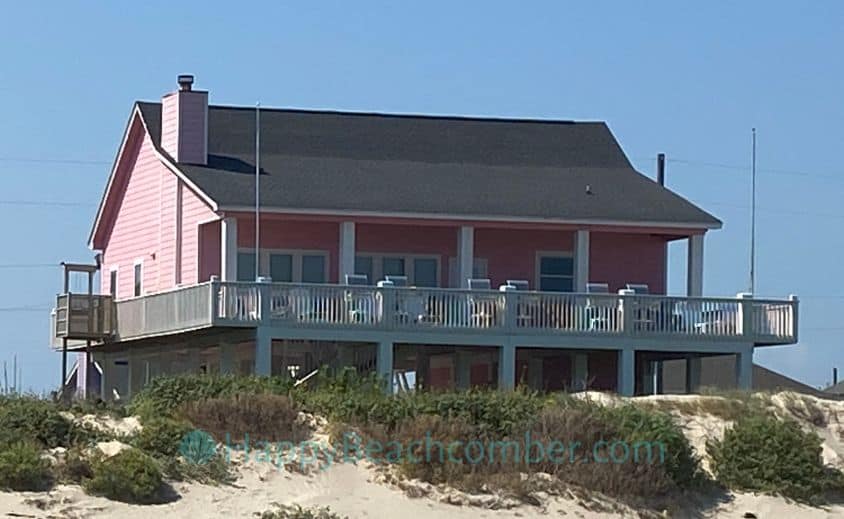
(160, 74, 208, 165)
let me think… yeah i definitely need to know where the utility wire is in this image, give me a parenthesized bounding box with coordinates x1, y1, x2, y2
(0, 200, 95, 208)
(0, 157, 110, 166)
(0, 264, 59, 269)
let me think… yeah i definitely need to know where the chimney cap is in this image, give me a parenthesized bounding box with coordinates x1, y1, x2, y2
(177, 74, 194, 91)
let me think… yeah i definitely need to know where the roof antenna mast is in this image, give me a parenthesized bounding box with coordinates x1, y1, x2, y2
(255, 103, 261, 280)
(749, 128, 756, 295)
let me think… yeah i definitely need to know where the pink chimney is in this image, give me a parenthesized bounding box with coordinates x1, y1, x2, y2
(160, 75, 208, 165)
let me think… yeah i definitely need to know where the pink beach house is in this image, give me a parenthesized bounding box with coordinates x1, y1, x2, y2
(52, 76, 798, 400)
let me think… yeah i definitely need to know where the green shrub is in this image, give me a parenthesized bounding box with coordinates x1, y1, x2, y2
(160, 453, 233, 484)
(597, 403, 702, 489)
(180, 393, 308, 443)
(55, 446, 95, 484)
(0, 397, 73, 448)
(133, 417, 193, 457)
(129, 374, 295, 419)
(84, 448, 164, 503)
(708, 413, 844, 501)
(298, 370, 543, 436)
(0, 442, 52, 491)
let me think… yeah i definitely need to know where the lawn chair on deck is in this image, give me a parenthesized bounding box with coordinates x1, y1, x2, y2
(468, 279, 497, 327)
(585, 283, 613, 331)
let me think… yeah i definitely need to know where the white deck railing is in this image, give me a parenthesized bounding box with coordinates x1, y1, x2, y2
(211, 282, 797, 344)
(91, 281, 797, 344)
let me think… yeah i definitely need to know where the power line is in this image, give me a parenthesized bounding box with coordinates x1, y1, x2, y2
(0, 264, 60, 269)
(632, 156, 841, 181)
(0, 157, 110, 166)
(0, 200, 95, 208)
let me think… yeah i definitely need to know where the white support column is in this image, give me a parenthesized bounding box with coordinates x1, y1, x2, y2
(617, 348, 635, 397)
(575, 230, 590, 292)
(220, 342, 235, 375)
(687, 234, 705, 297)
(339, 221, 356, 283)
(254, 328, 272, 376)
(736, 347, 753, 390)
(685, 357, 702, 393)
(221, 216, 238, 281)
(498, 343, 516, 390)
(571, 353, 588, 391)
(377, 341, 394, 393)
(457, 226, 475, 288)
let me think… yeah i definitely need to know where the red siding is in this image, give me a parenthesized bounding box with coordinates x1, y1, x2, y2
(590, 232, 667, 294)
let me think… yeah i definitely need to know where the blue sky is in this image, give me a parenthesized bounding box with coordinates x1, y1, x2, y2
(1, 1, 842, 391)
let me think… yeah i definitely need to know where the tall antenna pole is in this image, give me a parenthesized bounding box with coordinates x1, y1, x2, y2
(750, 128, 757, 294)
(255, 103, 261, 281)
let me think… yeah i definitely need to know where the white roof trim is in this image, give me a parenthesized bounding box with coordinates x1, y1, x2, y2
(218, 205, 721, 231)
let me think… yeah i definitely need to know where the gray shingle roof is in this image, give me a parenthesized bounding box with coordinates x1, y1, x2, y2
(136, 102, 720, 227)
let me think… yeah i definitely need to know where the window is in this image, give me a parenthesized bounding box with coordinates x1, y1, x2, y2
(413, 258, 438, 287)
(382, 257, 405, 278)
(269, 254, 293, 282)
(133, 263, 143, 297)
(354, 256, 373, 283)
(301, 255, 326, 283)
(244, 249, 329, 283)
(109, 269, 118, 297)
(356, 254, 440, 286)
(537, 254, 574, 292)
(237, 252, 256, 281)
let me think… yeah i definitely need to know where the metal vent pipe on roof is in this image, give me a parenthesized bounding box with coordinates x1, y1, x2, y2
(657, 153, 666, 186)
(177, 74, 194, 91)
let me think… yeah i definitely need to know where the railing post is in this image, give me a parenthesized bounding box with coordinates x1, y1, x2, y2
(257, 276, 272, 322)
(618, 289, 635, 335)
(736, 292, 753, 339)
(377, 281, 395, 329)
(789, 294, 799, 342)
(209, 276, 220, 324)
(500, 285, 517, 332)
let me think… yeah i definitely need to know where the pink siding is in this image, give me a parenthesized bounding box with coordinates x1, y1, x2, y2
(236, 217, 341, 282)
(177, 92, 208, 165)
(590, 232, 667, 294)
(99, 116, 216, 298)
(475, 228, 573, 288)
(100, 130, 163, 297)
(160, 93, 179, 160)
(180, 184, 216, 284)
(160, 90, 207, 165)
(205, 216, 669, 290)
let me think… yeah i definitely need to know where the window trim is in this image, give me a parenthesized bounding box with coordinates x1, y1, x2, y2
(132, 258, 144, 298)
(535, 250, 575, 292)
(108, 266, 119, 299)
(239, 248, 330, 283)
(355, 252, 442, 287)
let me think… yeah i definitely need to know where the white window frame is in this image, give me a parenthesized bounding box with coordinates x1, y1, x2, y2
(132, 258, 144, 298)
(535, 250, 574, 292)
(239, 248, 331, 283)
(355, 252, 442, 287)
